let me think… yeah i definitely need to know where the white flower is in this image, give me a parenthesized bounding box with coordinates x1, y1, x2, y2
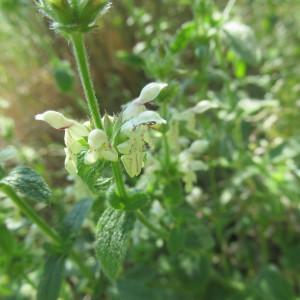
(186, 187, 203, 207)
(64, 148, 77, 176)
(88, 128, 108, 149)
(173, 100, 219, 131)
(138, 82, 168, 104)
(179, 144, 208, 192)
(117, 130, 145, 177)
(189, 140, 209, 154)
(35, 110, 74, 130)
(122, 82, 168, 121)
(85, 129, 118, 164)
(117, 83, 168, 177)
(121, 111, 166, 136)
(35, 110, 89, 137)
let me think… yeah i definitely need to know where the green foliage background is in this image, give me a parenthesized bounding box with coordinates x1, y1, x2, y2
(1, 0, 300, 299)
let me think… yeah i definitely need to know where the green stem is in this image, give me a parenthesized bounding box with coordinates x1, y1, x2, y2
(69, 251, 94, 281)
(0, 184, 61, 245)
(111, 161, 128, 200)
(161, 102, 171, 168)
(0, 184, 94, 281)
(70, 30, 168, 241)
(71, 32, 103, 129)
(111, 163, 168, 239)
(136, 210, 168, 239)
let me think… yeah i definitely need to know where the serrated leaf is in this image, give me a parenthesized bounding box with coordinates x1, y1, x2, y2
(59, 198, 92, 240)
(37, 253, 66, 300)
(95, 207, 136, 280)
(0, 166, 51, 202)
(223, 21, 259, 65)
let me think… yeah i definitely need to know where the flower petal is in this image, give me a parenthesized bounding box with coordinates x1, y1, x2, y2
(64, 148, 77, 175)
(64, 130, 85, 154)
(121, 111, 166, 136)
(137, 82, 168, 104)
(122, 100, 145, 121)
(35, 110, 75, 130)
(84, 149, 99, 165)
(88, 129, 108, 149)
(121, 152, 144, 177)
(100, 149, 118, 162)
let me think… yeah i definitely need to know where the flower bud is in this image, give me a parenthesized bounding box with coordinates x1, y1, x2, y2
(137, 82, 168, 104)
(79, 0, 111, 26)
(39, 0, 111, 33)
(102, 113, 114, 135)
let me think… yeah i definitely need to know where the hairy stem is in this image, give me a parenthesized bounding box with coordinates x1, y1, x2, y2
(112, 161, 128, 200)
(0, 184, 61, 244)
(71, 32, 103, 129)
(70, 32, 167, 241)
(111, 163, 168, 239)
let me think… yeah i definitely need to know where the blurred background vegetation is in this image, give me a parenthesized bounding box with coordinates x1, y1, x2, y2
(1, 0, 300, 299)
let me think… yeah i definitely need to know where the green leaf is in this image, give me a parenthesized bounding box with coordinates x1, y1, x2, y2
(0, 223, 16, 254)
(59, 198, 92, 240)
(170, 21, 196, 53)
(76, 151, 110, 194)
(37, 253, 66, 300)
(168, 227, 185, 255)
(0, 166, 51, 202)
(95, 207, 136, 280)
(223, 21, 259, 65)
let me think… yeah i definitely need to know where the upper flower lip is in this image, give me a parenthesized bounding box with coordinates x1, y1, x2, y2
(35, 110, 75, 130)
(122, 82, 168, 122)
(121, 111, 166, 136)
(136, 82, 168, 104)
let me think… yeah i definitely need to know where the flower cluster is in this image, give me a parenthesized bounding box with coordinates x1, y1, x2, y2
(35, 111, 117, 175)
(35, 82, 167, 178)
(179, 140, 209, 192)
(117, 83, 167, 177)
(38, 0, 111, 33)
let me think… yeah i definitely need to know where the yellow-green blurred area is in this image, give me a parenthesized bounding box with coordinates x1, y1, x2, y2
(2, 0, 300, 299)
